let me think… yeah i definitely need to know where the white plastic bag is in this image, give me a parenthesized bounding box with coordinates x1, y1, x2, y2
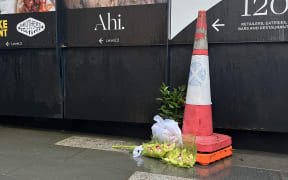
(151, 115, 182, 146)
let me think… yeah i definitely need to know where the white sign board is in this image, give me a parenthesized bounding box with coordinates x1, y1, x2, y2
(169, 0, 222, 39)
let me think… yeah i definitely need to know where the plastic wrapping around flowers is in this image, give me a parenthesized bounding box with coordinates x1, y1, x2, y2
(162, 146, 197, 168)
(112, 115, 197, 168)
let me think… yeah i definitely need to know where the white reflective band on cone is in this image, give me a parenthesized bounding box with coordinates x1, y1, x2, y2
(186, 55, 212, 105)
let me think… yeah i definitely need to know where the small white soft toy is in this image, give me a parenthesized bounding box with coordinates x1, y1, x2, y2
(132, 145, 144, 158)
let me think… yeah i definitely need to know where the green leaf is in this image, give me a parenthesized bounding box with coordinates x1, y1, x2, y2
(179, 85, 186, 92)
(169, 104, 174, 109)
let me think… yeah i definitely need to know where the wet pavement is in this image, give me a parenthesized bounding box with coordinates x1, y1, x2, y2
(0, 125, 287, 180)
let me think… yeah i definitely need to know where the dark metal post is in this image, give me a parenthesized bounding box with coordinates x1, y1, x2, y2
(167, 0, 172, 87)
(56, 0, 65, 119)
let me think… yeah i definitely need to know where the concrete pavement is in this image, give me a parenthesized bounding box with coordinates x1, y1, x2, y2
(0, 125, 287, 180)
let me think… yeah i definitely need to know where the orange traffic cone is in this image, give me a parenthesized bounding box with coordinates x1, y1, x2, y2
(182, 11, 232, 165)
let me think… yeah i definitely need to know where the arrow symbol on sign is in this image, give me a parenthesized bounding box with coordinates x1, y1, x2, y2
(99, 38, 104, 44)
(212, 19, 225, 32)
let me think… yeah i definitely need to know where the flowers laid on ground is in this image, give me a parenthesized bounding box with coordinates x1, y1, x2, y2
(112, 115, 197, 168)
(162, 147, 196, 168)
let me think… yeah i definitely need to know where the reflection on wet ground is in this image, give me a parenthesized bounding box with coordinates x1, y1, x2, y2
(132, 155, 283, 180)
(134, 155, 230, 179)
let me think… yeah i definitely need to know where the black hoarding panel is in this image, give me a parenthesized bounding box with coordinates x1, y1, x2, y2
(65, 46, 166, 123)
(170, 43, 288, 133)
(0, 0, 56, 48)
(0, 49, 62, 118)
(171, 0, 288, 44)
(169, 44, 193, 88)
(64, 4, 168, 47)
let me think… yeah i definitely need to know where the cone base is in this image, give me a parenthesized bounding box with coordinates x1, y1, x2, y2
(197, 133, 232, 153)
(197, 146, 232, 166)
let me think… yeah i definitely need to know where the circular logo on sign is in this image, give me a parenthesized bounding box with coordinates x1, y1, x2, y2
(189, 62, 207, 86)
